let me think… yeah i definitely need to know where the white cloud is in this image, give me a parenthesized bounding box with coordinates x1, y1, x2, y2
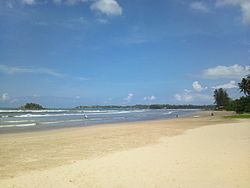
(192, 81, 207, 92)
(0, 93, 18, 104)
(175, 89, 194, 102)
(0, 93, 9, 102)
(174, 94, 182, 101)
(175, 87, 212, 103)
(10, 98, 18, 104)
(22, 0, 36, 5)
(149, 95, 156, 100)
(90, 0, 122, 16)
(6, 0, 14, 8)
(190, 2, 209, 12)
(96, 18, 109, 24)
(212, 80, 238, 89)
(52, 0, 88, 5)
(77, 16, 87, 24)
(32, 94, 40, 97)
(174, 93, 193, 102)
(216, 0, 250, 25)
(124, 93, 133, 102)
(6, 0, 89, 6)
(203, 64, 250, 79)
(143, 95, 156, 101)
(0, 64, 63, 77)
(5, 0, 123, 19)
(175, 92, 212, 103)
(242, 3, 250, 24)
(4, 0, 87, 8)
(184, 89, 191, 93)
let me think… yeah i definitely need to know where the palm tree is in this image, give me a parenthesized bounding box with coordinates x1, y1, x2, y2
(238, 74, 250, 96)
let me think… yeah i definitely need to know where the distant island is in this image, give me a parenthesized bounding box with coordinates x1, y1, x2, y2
(76, 104, 214, 110)
(21, 103, 44, 110)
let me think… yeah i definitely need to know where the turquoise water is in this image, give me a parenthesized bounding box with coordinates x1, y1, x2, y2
(0, 108, 199, 133)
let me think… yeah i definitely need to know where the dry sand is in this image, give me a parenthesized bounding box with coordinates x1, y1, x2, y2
(0, 111, 249, 187)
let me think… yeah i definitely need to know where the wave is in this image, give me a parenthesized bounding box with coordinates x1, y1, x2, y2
(0, 109, 68, 113)
(3, 120, 34, 123)
(0, 123, 36, 128)
(36, 117, 126, 125)
(163, 111, 174, 115)
(0, 109, 200, 129)
(76, 110, 115, 113)
(0, 109, 118, 113)
(90, 110, 146, 115)
(14, 113, 85, 118)
(12, 110, 147, 118)
(0, 115, 9, 118)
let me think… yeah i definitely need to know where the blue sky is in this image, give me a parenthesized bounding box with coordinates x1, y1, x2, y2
(0, 0, 250, 108)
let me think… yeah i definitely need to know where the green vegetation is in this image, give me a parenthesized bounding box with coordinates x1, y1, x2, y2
(238, 74, 250, 96)
(225, 96, 250, 114)
(214, 73, 250, 114)
(21, 103, 44, 110)
(224, 74, 250, 114)
(213, 88, 230, 109)
(76, 104, 215, 110)
(224, 114, 250, 119)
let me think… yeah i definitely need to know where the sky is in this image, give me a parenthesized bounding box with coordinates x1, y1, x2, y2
(0, 0, 250, 108)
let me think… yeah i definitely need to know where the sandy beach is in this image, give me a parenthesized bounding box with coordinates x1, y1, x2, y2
(0, 111, 249, 187)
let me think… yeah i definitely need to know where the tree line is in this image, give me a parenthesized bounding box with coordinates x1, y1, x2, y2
(20, 103, 44, 110)
(76, 104, 214, 110)
(214, 74, 250, 113)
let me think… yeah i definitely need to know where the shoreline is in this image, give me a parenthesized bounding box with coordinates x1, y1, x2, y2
(1, 111, 249, 187)
(0, 109, 202, 134)
(0, 111, 233, 177)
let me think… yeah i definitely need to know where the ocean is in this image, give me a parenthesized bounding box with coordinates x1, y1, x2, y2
(0, 108, 199, 133)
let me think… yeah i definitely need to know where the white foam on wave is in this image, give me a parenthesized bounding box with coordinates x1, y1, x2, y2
(1, 115, 9, 118)
(12, 110, 147, 118)
(15, 114, 43, 118)
(0, 109, 68, 113)
(77, 110, 113, 113)
(0, 123, 36, 128)
(0, 109, 118, 113)
(90, 110, 146, 115)
(0, 109, 24, 113)
(3, 120, 34, 123)
(14, 113, 85, 118)
(163, 111, 174, 115)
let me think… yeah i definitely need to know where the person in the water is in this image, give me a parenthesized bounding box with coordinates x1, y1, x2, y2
(83, 113, 88, 119)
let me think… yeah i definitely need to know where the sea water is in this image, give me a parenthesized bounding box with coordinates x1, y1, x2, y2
(0, 108, 199, 133)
